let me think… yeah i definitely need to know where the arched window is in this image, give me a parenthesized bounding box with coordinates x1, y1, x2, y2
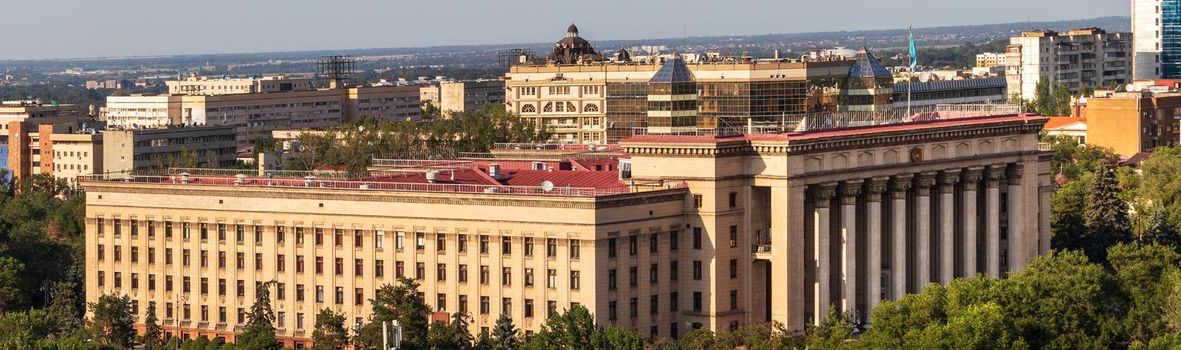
(521, 104, 536, 113)
(566, 102, 576, 112)
(583, 103, 600, 113)
(543, 102, 554, 112)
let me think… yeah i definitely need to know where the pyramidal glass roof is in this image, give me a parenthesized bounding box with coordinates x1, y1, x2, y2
(649, 57, 694, 83)
(849, 48, 892, 79)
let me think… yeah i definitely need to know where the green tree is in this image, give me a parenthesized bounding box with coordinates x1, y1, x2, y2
(1000, 251, 1118, 349)
(427, 312, 474, 350)
(1026, 78, 1073, 116)
(143, 301, 164, 349)
(1081, 161, 1132, 262)
(312, 308, 349, 350)
(0, 309, 58, 349)
(0, 256, 27, 314)
(237, 282, 280, 350)
(1141, 146, 1181, 230)
(355, 278, 431, 350)
(588, 326, 645, 350)
(525, 305, 596, 349)
(1109, 243, 1181, 344)
(47, 280, 82, 334)
(88, 293, 137, 349)
(491, 313, 519, 350)
(805, 308, 852, 350)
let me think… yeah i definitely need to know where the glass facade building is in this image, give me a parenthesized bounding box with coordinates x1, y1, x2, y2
(1164, 0, 1181, 78)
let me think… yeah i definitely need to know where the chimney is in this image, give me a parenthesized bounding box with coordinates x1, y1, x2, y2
(488, 163, 501, 178)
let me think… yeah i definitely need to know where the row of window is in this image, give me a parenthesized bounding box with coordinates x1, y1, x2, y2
(95, 219, 584, 258)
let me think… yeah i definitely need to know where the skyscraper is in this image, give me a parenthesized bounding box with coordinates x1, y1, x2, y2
(1133, 0, 1181, 79)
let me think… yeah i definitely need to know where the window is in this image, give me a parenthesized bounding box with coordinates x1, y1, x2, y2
(416, 232, 425, 251)
(570, 271, 580, 290)
(316, 286, 324, 303)
(480, 296, 490, 315)
(670, 230, 679, 250)
(693, 261, 703, 280)
(355, 259, 364, 276)
(115, 246, 122, 262)
(297, 285, 305, 301)
(629, 298, 638, 317)
(729, 192, 738, 208)
(131, 220, 139, 237)
(334, 229, 343, 247)
(458, 234, 468, 253)
(217, 223, 226, 241)
(396, 231, 405, 250)
(524, 268, 534, 287)
(608, 269, 617, 290)
(436, 233, 446, 252)
(480, 235, 490, 254)
(335, 258, 344, 275)
(277, 255, 285, 272)
(650, 234, 658, 253)
(335, 287, 344, 304)
(374, 230, 383, 250)
(650, 295, 659, 314)
(546, 238, 557, 257)
(437, 264, 447, 281)
(459, 265, 468, 283)
(694, 194, 703, 208)
(217, 278, 225, 295)
(437, 294, 447, 312)
(608, 238, 617, 258)
(502, 237, 512, 255)
(235, 225, 243, 243)
(570, 240, 581, 258)
(502, 267, 512, 286)
(165, 221, 173, 238)
(396, 262, 405, 278)
(199, 277, 207, 295)
(375, 260, 384, 277)
(276, 226, 284, 244)
(199, 250, 207, 267)
(182, 249, 190, 266)
(255, 253, 263, 271)
(314, 228, 323, 246)
(460, 295, 469, 313)
(114, 219, 122, 236)
(547, 269, 557, 288)
(355, 230, 365, 248)
(693, 228, 702, 250)
(217, 251, 226, 268)
(480, 265, 490, 284)
(650, 264, 659, 283)
(730, 290, 738, 310)
(165, 276, 172, 292)
(524, 237, 534, 256)
(729, 225, 738, 248)
(525, 299, 535, 318)
(148, 221, 156, 237)
(98, 245, 104, 260)
(730, 259, 738, 279)
(416, 263, 425, 280)
(548, 300, 558, 318)
(200, 223, 208, 240)
(315, 257, 323, 274)
(239, 281, 247, 297)
(503, 298, 512, 315)
(629, 266, 638, 286)
(608, 301, 617, 320)
(629, 236, 638, 256)
(693, 292, 703, 312)
(132, 247, 139, 263)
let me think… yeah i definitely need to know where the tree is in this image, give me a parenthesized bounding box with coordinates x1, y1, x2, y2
(525, 305, 596, 349)
(1141, 146, 1181, 230)
(47, 280, 82, 334)
(355, 278, 431, 350)
(805, 308, 852, 350)
(1081, 160, 1132, 262)
(588, 326, 645, 350)
(491, 313, 519, 350)
(428, 312, 474, 350)
(1108, 243, 1181, 344)
(312, 308, 349, 350)
(237, 282, 280, 350)
(1000, 251, 1119, 349)
(1141, 204, 1181, 248)
(143, 301, 164, 348)
(1026, 78, 1073, 116)
(88, 293, 136, 349)
(0, 256, 27, 314)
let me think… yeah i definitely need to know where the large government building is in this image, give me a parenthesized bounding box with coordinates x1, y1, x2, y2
(83, 108, 1052, 347)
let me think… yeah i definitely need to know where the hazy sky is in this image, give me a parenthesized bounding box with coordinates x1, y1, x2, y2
(0, 0, 1128, 60)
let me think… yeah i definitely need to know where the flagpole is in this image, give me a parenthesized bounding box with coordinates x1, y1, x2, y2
(907, 23, 913, 117)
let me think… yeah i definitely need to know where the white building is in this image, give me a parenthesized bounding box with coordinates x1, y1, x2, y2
(1133, 0, 1167, 79)
(1005, 28, 1133, 101)
(104, 94, 179, 128)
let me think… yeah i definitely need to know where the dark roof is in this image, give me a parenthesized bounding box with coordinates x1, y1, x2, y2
(848, 48, 891, 79)
(649, 57, 694, 83)
(567, 23, 579, 35)
(894, 77, 1007, 94)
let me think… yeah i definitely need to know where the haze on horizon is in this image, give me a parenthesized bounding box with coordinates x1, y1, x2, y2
(0, 0, 1127, 60)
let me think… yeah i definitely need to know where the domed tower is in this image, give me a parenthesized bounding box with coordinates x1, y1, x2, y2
(548, 22, 602, 64)
(646, 55, 698, 134)
(841, 47, 895, 113)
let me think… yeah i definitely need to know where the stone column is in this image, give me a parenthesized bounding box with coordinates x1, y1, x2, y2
(1007, 163, 1025, 273)
(840, 180, 862, 314)
(890, 175, 912, 298)
(961, 168, 984, 277)
(985, 166, 1005, 278)
(864, 178, 887, 313)
(914, 173, 937, 287)
(938, 170, 960, 284)
(813, 183, 836, 324)
(1039, 184, 1053, 255)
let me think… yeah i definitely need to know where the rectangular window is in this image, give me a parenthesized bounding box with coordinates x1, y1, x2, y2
(502, 267, 512, 286)
(335, 229, 343, 247)
(730, 259, 738, 279)
(396, 262, 405, 278)
(502, 237, 512, 255)
(335, 258, 343, 275)
(629, 266, 638, 286)
(570, 240, 581, 258)
(729, 192, 737, 208)
(437, 264, 447, 281)
(416, 232, 425, 251)
(480, 296, 490, 315)
(396, 231, 405, 250)
(459, 265, 468, 283)
(356, 288, 364, 306)
(355, 259, 363, 276)
(524, 268, 534, 287)
(629, 236, 638, 256)
(608, 269, 617, 290)
(436, 233, 446, 252)
(729, 225, 738, 248)
(316, 286, 324, 303)
(547, 269, 557, 289)
(570, 271, 580, 290)
(670, 230, 679, 250)
(546, 238, 557, 257)
(375, 260, 384, 277)
(480, 235, 490, 254)
(217, 223, 226, 241)
(608, 238, 617, 258)
(650, 234, 658, 253)
(314, 228, 323, 246)
(374, 230, 382, 250)
(458, 234, 468, 253)
(236, 225, 244, 243)
(524, 237, 534, 256)
(730, 290, 738, 310)
(650, 264, 658, 283)
(693, 292, 703, 312)
(315, 257, 323, 274)
(693, 227, 702, 250)
(525, 299, 535, 318)
(693, 261, 703, 280)
(480, 265, 489, 284)
(416, 263, 425, 280)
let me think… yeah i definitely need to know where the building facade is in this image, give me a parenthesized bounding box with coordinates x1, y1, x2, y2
(1133, 0, 1181, 79)
(83, 112, 1051, 347)
(101, 125, 238, 175)
(440, 81, 506, 114)
(1006, 28, 1133, 100)
(104, 94, 181, 129)
(1084, 89, 1181, 157)
(893, 78, 1009, 109)
(167, 75, 314, 96)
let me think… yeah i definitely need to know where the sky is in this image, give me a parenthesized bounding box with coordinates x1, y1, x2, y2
(0, 0, 1129, 60)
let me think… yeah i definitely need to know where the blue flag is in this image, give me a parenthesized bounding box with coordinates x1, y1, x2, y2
(909, 25, 917, 70)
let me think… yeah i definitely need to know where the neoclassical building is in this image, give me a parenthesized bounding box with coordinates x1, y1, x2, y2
(82, 112, 1051, 346)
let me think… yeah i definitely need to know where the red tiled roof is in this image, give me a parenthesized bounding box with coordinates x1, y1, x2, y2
(621, 114, 1046, 144)
(365, 169, 500, 186)
(502, 169, 625, 189)
(1043, 116, 1086, 130)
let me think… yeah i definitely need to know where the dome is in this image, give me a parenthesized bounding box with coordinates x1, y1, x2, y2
(548, 23, 600, 64)
(567, 23, 579, 36)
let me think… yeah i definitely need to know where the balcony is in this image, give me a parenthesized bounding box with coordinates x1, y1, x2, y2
(752, 242, 773, 260)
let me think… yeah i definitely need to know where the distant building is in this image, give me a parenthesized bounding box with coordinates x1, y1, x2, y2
(41, 129, 103, 187)
(440, 80, 506, 114)
(166, 74, 314, 96)
(1133, 0, 1181, 79)
(420, 84, 441, 107)
(975, 52, 1008, 68)
(105, 75, 421, 148)
(1005, 28, 1133, 101)
(1085, 89, 1181, 158)
(101, 125, 238, 175)
(893, 78, 1009, 109)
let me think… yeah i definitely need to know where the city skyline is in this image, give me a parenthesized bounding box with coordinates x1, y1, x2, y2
(0, 0, 1127, 60)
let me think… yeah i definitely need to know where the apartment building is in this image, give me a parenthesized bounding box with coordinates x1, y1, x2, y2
(104, 94, 181, 128)
(83, 110, 1052, 347)
(167, 75, 314, 96)
(102, 125, 238, 175)
(1005, 28, 1133, 100)
(1084, 88, 1181, 158)
(440, 80, 506, 114)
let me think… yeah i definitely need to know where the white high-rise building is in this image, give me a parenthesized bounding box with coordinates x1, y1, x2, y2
(1133, 0, 1164, 79)
(1005, 28, 1133, 101)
